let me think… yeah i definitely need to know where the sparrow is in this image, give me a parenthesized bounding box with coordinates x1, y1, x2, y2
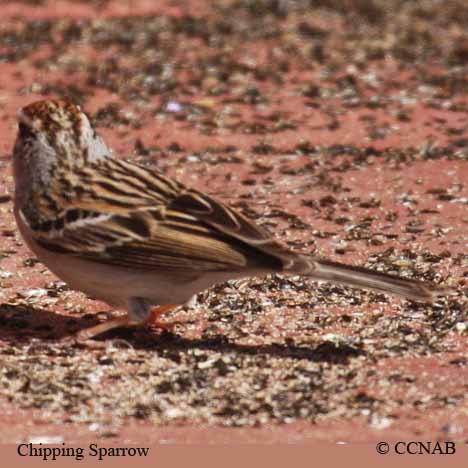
(12, 99, 439, 345)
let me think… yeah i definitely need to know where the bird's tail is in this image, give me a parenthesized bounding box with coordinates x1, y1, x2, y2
(285, 255, 438, 302)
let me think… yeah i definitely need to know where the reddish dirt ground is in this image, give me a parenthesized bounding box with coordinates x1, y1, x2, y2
(0, 0, 466, 446)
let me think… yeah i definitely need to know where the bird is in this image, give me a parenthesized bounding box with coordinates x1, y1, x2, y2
(12, 98, 440, 346)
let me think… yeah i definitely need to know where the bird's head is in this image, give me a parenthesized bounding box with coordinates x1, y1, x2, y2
(13, 99, 110, 184)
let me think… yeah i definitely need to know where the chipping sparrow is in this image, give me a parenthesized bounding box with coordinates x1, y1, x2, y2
(13, 99, 438, 345)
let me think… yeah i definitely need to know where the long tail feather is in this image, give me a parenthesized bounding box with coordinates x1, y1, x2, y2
(287, 256, 437, 302)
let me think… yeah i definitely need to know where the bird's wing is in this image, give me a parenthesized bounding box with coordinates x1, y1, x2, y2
(23, 160, 291, 272)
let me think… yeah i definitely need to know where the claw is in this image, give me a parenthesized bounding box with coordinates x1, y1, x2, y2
(147, 319, 184, 332)
(145, 304, 181, 331)
(58, 315, 131, 348)
(56, 304, 182, 347)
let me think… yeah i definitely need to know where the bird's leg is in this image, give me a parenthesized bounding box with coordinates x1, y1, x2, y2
(60, 298, 181, 348)
(75, 315, 131, 342)
(129, 297, 182, 332)
(145, 304, 180, 331)
(61, 298, 149, 348)
(59, 315, 132, 349)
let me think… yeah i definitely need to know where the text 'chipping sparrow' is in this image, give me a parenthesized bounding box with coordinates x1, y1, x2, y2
(13, 99, 440, 345)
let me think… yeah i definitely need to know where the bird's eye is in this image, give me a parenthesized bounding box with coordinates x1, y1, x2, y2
(18, 122, 35, 138)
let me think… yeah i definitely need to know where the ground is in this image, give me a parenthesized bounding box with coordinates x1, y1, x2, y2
(0, 0, 466, 445)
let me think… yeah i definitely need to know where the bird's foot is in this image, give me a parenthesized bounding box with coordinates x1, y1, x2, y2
(147, 319, 185, 333)
(58, 315, 133, 349)
(145, 304, 182, 332)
